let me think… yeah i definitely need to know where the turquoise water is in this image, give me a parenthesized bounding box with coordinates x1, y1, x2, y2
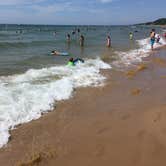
(0, 24, 164, 75)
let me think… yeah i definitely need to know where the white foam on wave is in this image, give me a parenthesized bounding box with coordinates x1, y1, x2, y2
(114, 34, 166, 66)
(0, 58, 111, 148)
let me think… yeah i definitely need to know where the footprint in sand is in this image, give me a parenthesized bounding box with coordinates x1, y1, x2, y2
(137, 130, 147, 140)
(121, 113, 131, 120)
(96, 127, 110, 135)
(94, 144, 105, 157)
(153, 112, 162, 123)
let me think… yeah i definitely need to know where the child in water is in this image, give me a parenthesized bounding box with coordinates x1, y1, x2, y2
(67, 58, 84, 66)
(67, 58, 75, 66)
(156, 35, 160, 43)
(129, 32, 133, 40)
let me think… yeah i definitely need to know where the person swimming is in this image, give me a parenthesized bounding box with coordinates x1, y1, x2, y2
(67, 58, 75, 66)
(51, 50, 69, 56)
(51, 50, 61, 55)
(67, 58, 84, 66)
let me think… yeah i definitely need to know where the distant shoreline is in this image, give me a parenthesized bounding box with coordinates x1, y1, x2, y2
(0, 23, 165, 27)
(135, 18, 166, 26)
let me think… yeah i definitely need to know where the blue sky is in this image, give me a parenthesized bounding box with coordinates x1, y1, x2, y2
(0, 0, 165, 25)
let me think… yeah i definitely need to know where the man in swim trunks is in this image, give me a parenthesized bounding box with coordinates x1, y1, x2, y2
(150, 29, 156, 50)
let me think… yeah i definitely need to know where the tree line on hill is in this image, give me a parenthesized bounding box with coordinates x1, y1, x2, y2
(136, 18, 166, 25)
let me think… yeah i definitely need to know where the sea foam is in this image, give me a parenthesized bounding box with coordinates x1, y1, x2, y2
(0, 58, 111, 148)
(114, 35, 166, 66)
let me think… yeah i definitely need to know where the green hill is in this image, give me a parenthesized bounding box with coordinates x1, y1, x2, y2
(137, 18, 166, 25)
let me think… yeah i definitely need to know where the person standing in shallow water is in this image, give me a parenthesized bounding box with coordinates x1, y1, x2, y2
(106, 35, 111, 47)
(150, 29, 156, 50)
(164, 32, 166, 39)
(129, 32, 133, 40)
(66, 34, 71, 43)
(80, 35, 84, 47)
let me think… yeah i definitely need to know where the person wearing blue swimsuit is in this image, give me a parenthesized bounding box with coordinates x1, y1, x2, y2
(150, 29, 156, 50)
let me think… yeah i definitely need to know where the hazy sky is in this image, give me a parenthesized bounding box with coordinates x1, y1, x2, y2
(0, 0, 165, 25)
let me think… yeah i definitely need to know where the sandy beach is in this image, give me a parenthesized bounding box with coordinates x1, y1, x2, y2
(0, 47, 166, 166)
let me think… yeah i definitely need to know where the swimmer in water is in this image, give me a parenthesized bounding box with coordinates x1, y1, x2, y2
(51, 50, 61, 55)
(67, 58, 75, 66)
(67, 58, 84, 66)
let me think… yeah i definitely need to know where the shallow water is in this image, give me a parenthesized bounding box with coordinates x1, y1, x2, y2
(0, 24, 165, 75)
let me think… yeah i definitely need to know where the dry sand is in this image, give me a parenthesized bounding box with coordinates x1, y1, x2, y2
(0, 48, 166, 166)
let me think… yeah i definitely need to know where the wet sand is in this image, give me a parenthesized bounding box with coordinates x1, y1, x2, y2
(0, 48, 166, 166)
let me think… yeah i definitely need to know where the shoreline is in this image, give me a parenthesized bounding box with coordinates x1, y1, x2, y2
(0, 47, 166, 165)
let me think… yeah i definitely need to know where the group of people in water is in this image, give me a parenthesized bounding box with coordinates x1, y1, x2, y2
(66, 28, 113, 48)
(51, 27, 166, 66)
(106, 32, 135, 48)
(66, 28, 85, 47)
(51, 28, 85, 66)
(66, 33, 85, 47)
(149, 29, 165, 50)
(130, 29, 165, 51)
